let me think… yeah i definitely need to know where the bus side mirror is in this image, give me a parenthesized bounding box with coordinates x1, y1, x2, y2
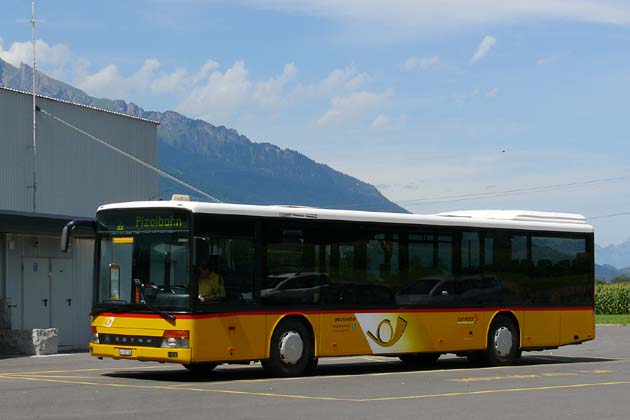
(60, 224, 72, 253)
(60, 219, 98, 252)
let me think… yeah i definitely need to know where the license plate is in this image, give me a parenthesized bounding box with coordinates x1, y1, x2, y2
(118, 348, 132, 356)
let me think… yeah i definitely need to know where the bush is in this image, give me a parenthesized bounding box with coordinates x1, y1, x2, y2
(595, 284, 630, 315)
(611, 275, 630, 284)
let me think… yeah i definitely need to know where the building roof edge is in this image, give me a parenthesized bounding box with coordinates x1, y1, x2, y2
(0, 85, 159, 125)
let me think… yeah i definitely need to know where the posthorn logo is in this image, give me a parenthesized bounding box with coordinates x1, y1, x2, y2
(366, 316, 408, 348)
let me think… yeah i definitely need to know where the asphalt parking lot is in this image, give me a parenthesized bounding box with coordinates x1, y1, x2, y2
(1, 325, 629, 420)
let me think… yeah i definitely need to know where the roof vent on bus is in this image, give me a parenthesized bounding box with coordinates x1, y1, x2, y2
(171, 194, 191, 201)
(435, 210, 586, 224)
(274, 204, 318, 209)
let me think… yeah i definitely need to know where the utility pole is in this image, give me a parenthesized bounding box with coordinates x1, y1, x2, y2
(19, 0, 41, 211)
(30, 0, 38, 213)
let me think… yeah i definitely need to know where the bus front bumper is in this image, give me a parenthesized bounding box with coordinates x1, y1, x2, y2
(89, 343, 192, 364)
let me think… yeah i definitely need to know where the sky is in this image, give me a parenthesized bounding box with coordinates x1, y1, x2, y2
(1, 0, 630, 246)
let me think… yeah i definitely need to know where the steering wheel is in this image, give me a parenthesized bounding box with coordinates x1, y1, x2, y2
(168, 285, 189, 294)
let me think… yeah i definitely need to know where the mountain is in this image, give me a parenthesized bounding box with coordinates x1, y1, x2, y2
(0, 61, 119, 110)
(0, 58, 406, 212)
(595, 240, 630, 270)
(594, 240, 630, 281)
(595, 264, 630, 282)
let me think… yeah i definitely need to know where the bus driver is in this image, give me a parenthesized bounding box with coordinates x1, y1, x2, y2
(198, 256, 226, 302)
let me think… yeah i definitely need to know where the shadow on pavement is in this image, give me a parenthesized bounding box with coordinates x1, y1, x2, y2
(103, 354, 617, 383)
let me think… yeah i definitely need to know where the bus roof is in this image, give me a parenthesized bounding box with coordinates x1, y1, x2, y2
(97, 200, 593, 234)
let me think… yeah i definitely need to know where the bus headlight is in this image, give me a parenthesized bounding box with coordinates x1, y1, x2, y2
(161, 330, 190, 348)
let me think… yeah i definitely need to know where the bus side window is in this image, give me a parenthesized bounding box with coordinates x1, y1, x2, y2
(461, 232, 481, 275)
(531, 236, 590, 305)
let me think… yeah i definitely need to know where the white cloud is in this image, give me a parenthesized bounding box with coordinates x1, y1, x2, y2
(133, 59, 161, 91)
(252, 62, 298, 107)
(150, 68, 189, 94)
(320, 67, 356, 92)
(346, 72, 369, 90)
(76, 58, 162, 99)
(1, 36, 388, 130)
(75, 58, 224, 101)
(176, 61, 252, 123)
(150, 59, 219, 94)
(311, 67, 354, 95)
(371, 114, 390, 128)
(471, 35, 496, 63)
(192, 59, 220, 83)
(403, 56, 439, 71)
(244, 1, 630, 29)
(76, 64, 130, 98)
(0, 38, 70, 71)
(486, 87, 499, 97)
(0, 39, 377, 125)
(175, 61, 301, 124)
(536, 56, 555, 65)
(316, 88, 394, 127)
(291, 66, 368, 98)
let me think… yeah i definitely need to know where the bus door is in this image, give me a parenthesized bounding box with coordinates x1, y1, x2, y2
(456, 232, 485, 349)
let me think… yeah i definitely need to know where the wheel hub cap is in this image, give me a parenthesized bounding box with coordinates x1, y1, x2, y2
(279, 331, 304, 365)
(494, 326, 513, 357)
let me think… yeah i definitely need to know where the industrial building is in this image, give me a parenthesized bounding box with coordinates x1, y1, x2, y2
(0, 86, 158, 353)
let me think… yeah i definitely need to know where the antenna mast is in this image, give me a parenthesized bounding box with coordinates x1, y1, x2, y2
(30, 0, 38, 212)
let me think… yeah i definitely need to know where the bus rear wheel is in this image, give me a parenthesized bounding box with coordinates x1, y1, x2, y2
(182, 362, 218, 374)
(262, 318, 314, 377)
(485, 316, 520, 366)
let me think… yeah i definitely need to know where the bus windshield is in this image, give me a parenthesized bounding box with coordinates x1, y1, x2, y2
(97, 233, 191, 311)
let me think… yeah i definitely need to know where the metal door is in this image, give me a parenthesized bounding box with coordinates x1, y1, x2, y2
(50, 259, 74, 349)
(22, 257, 51, 330)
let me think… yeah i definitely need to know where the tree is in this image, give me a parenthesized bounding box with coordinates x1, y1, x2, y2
(611, 275, 630, 284)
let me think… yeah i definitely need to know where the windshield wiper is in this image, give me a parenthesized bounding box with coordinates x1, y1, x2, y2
(133, 279, 176, 322)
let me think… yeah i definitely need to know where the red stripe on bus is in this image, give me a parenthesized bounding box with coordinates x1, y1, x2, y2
(95, 306, 593, 320)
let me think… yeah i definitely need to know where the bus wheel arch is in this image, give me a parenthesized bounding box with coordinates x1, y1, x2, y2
(262, 315, 316, 377)
(485, 312, 521, 365)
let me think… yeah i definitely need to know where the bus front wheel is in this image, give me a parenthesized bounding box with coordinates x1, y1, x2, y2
(262, 318, 314, 377)
(485, 315, 520, 366)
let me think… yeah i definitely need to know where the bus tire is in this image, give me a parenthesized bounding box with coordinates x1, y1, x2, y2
(399, 353, 440, 366)
(485, 315, 520, 366)
(263, 318, 314, 377)
(182, 362, 218, 374)
(307, 357, 319, 373)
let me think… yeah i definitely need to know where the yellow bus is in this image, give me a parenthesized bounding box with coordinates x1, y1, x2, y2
(62, 197, 595, 376)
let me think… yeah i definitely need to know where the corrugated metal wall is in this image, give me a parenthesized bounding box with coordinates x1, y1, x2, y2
(2, 234, 95, 349)
(4, 235, 65, 332)
(0, 234, 7, 329)
(0, 88, 158, 216)
(0, 89, 32, 212)
(0, 87, 158, 350)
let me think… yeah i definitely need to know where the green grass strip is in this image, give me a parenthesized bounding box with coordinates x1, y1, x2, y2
(596, 314, 630, 325)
